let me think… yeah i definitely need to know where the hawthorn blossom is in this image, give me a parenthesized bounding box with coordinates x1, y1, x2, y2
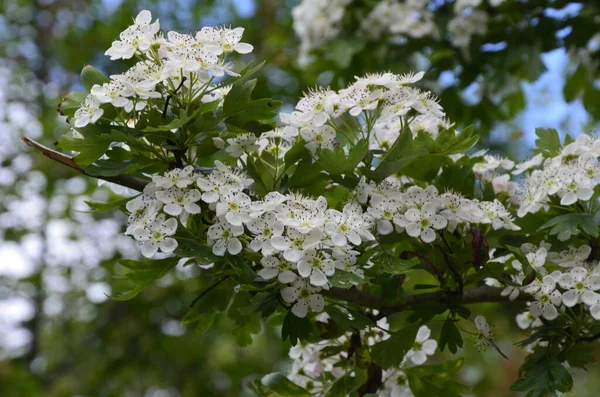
(247, 213, 284, 255)
(297, 250, 335, 287)
(153, 166, 197, 189)
(207, 220, 244, 256)
(272, 229, 322, 263)
(258, 255, 297, 284)
(405, 325, 437, 365)
(155, 187, 202, 219)
(73, 95, 104, 128)
(401, 203, 448, 243)
(133, 214, 178, 258)
(557, 267, 600, 307)
(215, 191, 251, 226)
(225, 133, 260, 158)
(105, 10, 160, 60)
(281, 278, 325, 318)
(529, 276, 562, 320)
(325, 203, 374, 246)
(474, 315, 493, 350)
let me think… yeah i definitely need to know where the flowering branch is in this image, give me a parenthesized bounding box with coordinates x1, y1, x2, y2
(21, 136, 150, 192)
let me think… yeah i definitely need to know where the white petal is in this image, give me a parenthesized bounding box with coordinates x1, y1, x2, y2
(141, 241, 158, 258)
(332, 233, 347, 246)
(416, 326, 431, 341)
(590, 304, 600, 320)
(410, 351, 427, 365)
(406, 223, 421, 237)
(542, 304, 558, 320)
(297, 261, 312, 278)
(561, 290, 579, 307)
(259, 267, 278, 280)
(164, 204, 183, 216)
(228, 238, 243, 255)
(420, 228, 436, 243)
(291, 301, 308, 318)
(309, 294, 324, 312)
(582, 290, 599, 306)
(310, 268, 329, 286)
(281, 287, 298, 303)
(278, 270, 298, 284)
(422, 339, 437, 355)
(234, 42, 253, 54)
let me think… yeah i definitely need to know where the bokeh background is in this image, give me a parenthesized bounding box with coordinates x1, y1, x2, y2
(1, 0, 599, 396)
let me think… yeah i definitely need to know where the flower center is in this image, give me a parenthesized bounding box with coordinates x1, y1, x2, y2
(151, 231, 164, 242)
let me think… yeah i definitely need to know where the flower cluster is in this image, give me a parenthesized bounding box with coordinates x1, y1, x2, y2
(292, 0, 351, 66)
(73, 10, 252, 128)
(359, 181, 519, 243)
(280, 71, 450, 153)
(514, 135, 600, 219)
(496, 241, 600, 322)
(292, 0, 506, 66)
(287, 318, 437, 396)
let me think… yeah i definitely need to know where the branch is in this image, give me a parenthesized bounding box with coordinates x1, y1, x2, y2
(22, 136, 149, 192)
(323, 285, 531, 316)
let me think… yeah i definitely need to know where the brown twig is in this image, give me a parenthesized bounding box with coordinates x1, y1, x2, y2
(22, 136, 150, 192)
(322, 285, 531, 316)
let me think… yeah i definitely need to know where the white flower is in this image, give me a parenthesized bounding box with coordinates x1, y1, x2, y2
(324, 203, 374, 246)
(516, 311, 543, 330)
(405, 325, 437, 365)
(133, 213, 178, 258)
(557, 267, 600, 307)
(297, 250, 335, 287)
(207, 220, 244, 256)
(153, 166, 196, 189)
(281, 278, 325, 318)
(258, 255, 297, 284)
(556, 245, 592, 268)
(474, 315, 493, 350)
(125, 195, 162, 235)
(368, 197, 399, 235)
(196, 26, 254, 55)
(513, 153, 544, 175)
(90, 81, 134, 108)
(529, 276, 562, 320)
(155, 186, 202, 219)
(247, 213, 284, 255)
(105, 10, 160, 60)
(225, 133, 260, 158)
(271, 229, 322, 263)
(300, 125, 336, 155)
(73, 95, 104, 128)
(402, 203, 447, 243)
(215, 191, 251, 226)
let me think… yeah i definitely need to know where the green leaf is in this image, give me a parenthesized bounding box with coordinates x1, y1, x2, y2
(510, 357, 573, 394)
(288, 159, 326, 188)
(565, 344, 595, 369)
(439, 317, 463, 354)
(371, 323, 420, 369)
(406, 359, 469, 397)
(281, 310, 311, 346)
(112, 257, 179, 301)
(284, 141, 311, 167)
(538, 213, 599, 239)
(317, 139, 368, 176)
(58, 92, 87, 118)
(534, 128, 561, 157)
(259, 373, 311, 397)
(328, 269, 364, 288)
(325, 369, 367, 397)
(84, 195, 135, 213)
(80, 65, 109, 92)
(373, 254, 419, 275)
(326, 306, 373, 331)
(57, 124, 111, 166)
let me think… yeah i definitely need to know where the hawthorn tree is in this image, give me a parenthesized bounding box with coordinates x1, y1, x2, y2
(24, 7, 600, 397)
